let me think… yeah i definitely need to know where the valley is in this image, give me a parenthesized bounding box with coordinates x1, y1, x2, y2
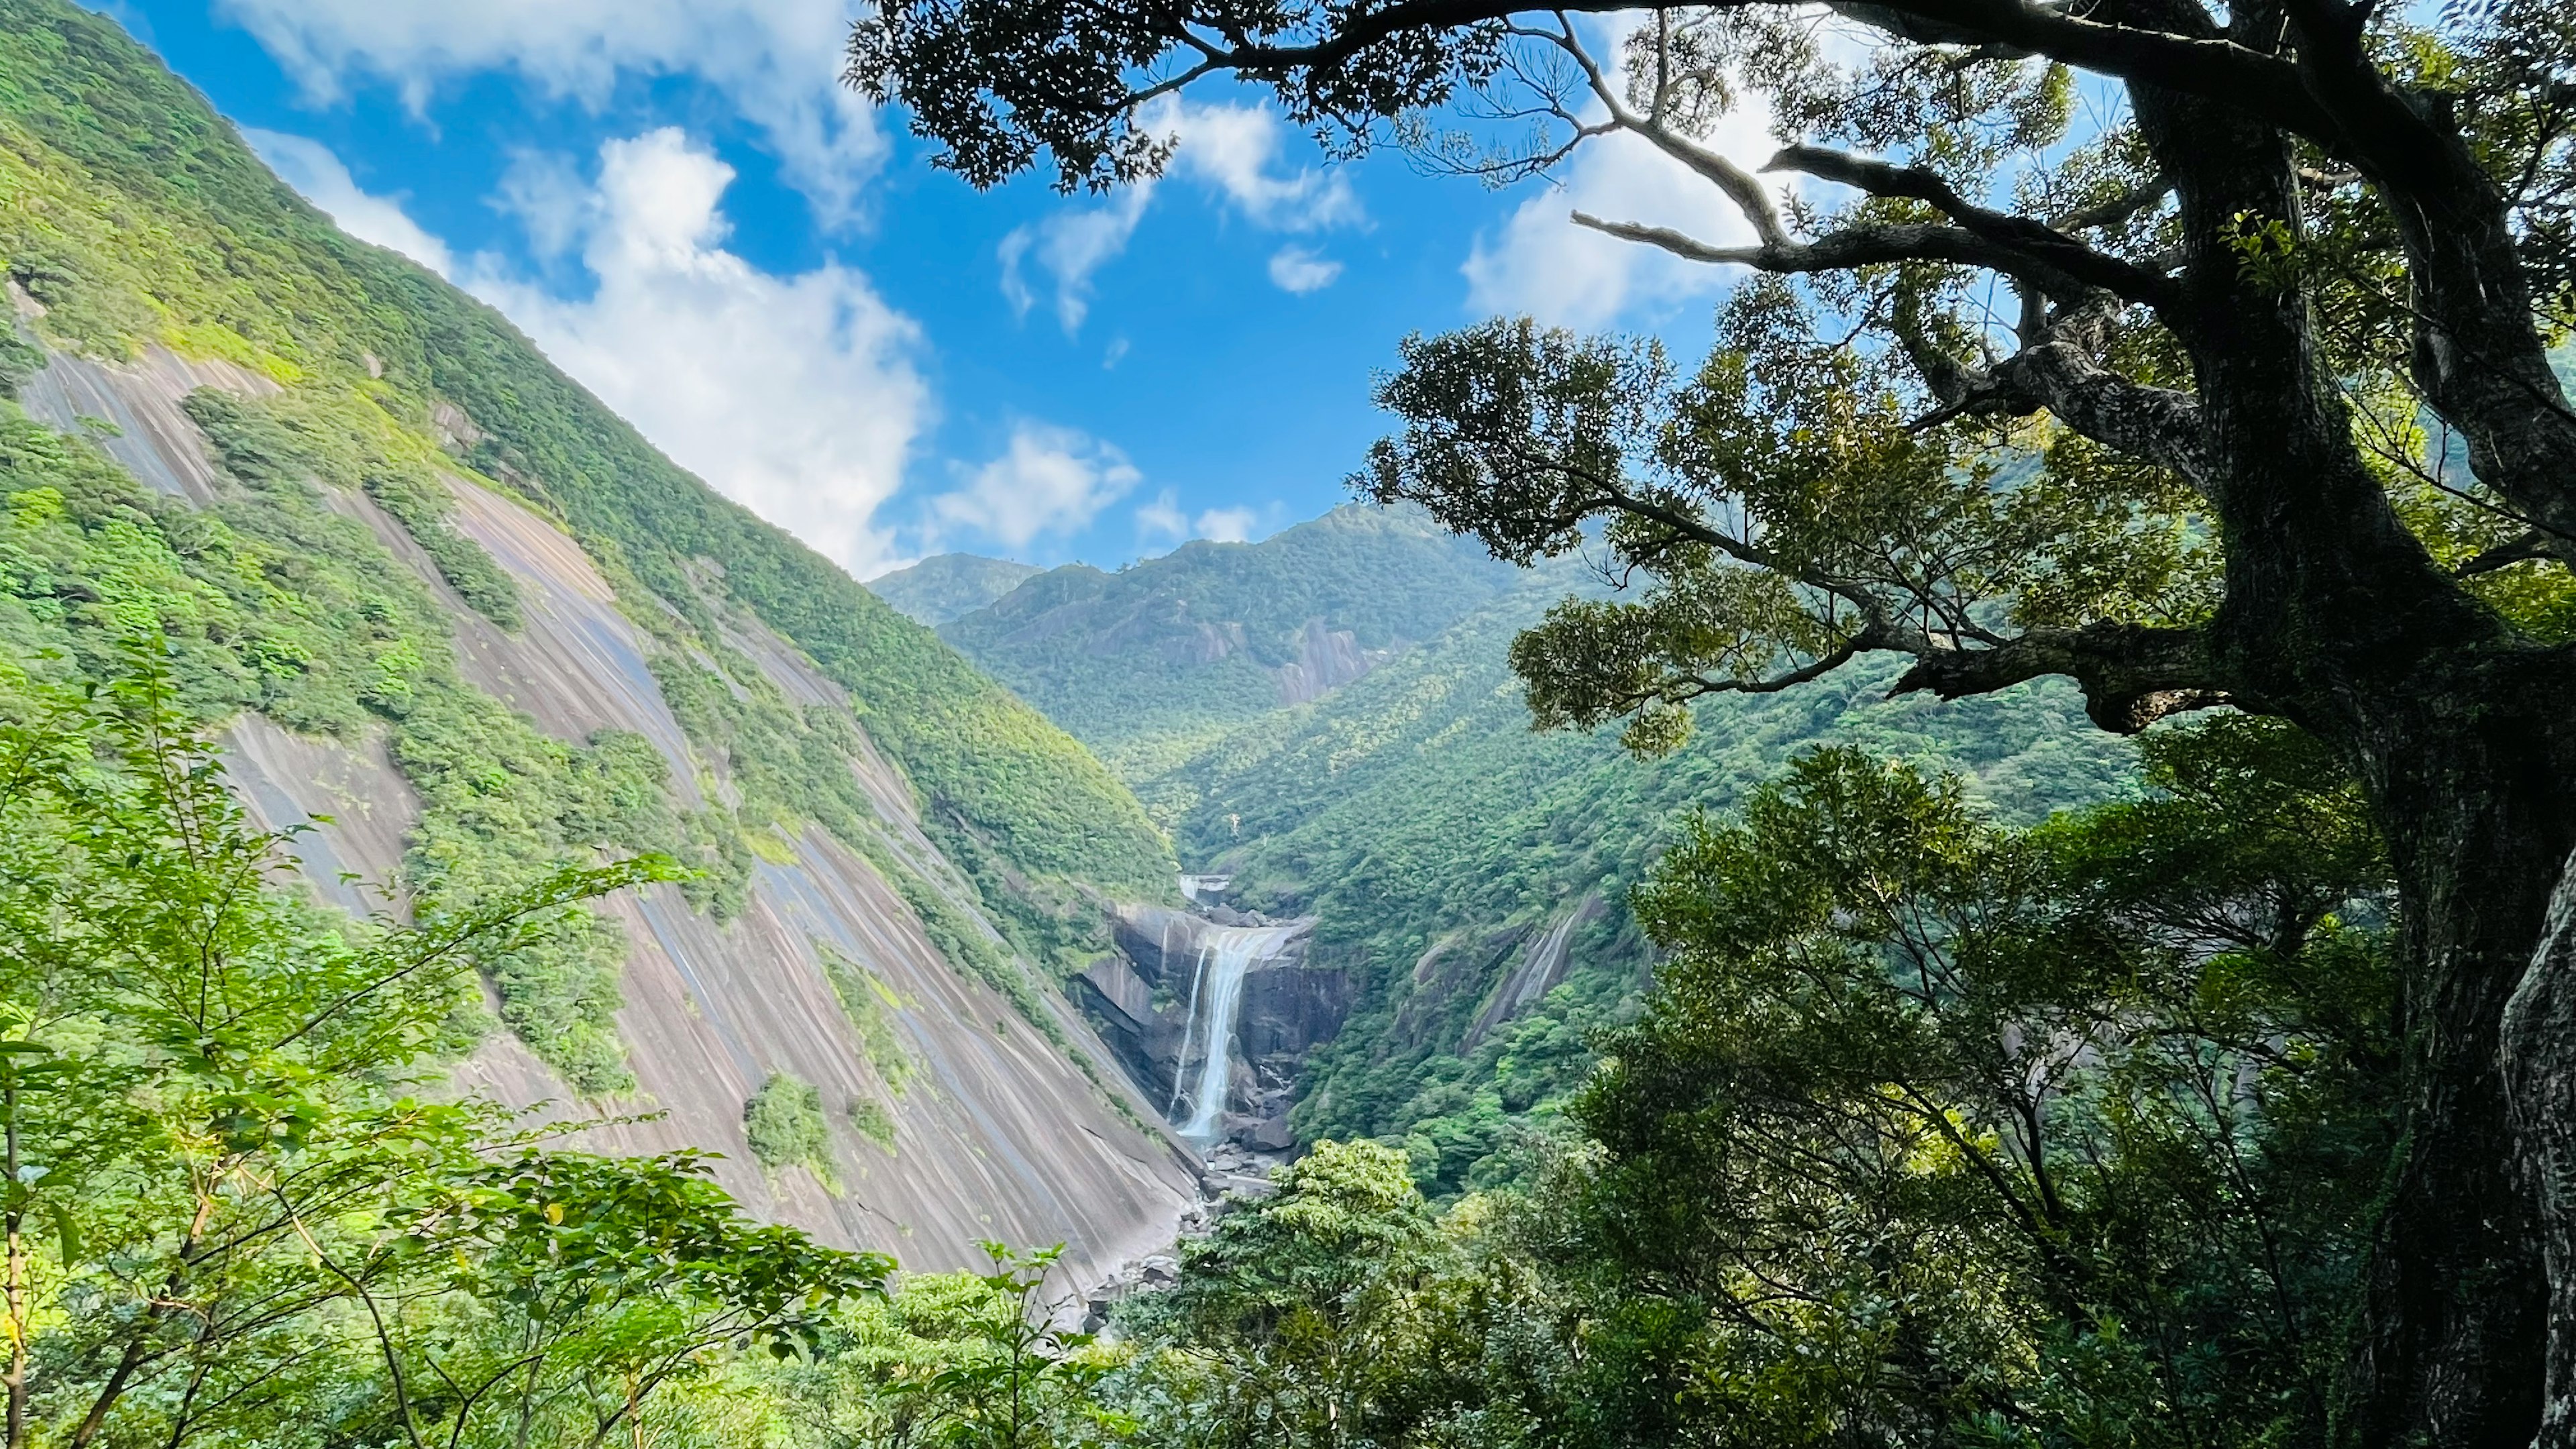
(890, 523, 2135, 1192)
(0, 0, 2565, 1441)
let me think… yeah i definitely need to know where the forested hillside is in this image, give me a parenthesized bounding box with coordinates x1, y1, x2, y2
(942, 503, 1512, 786)
(0, 0, 1174, 936)
(1173, 564, 2134, 1188)
(867, 551, 1042, 625)
(0, 0, 1199, 1280)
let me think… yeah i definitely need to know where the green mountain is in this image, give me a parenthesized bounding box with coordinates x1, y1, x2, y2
(941, 502, 1515, 788)
(868, 551, 1043, 625)
(0, 0, 1197, 1271)
(0, 0, 1170, 919)
(1168, 561, 2132, 1191)
(945, 515, 2134, 1192)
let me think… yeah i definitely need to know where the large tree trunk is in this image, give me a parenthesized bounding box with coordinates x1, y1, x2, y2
(2122, 14, 2573, 1438)
(2504, 843, 2576, 1447)
(2345, 684, 2573, 1448)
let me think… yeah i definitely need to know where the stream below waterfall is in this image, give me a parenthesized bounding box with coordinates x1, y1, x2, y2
(1167, 924, 1303, 1142)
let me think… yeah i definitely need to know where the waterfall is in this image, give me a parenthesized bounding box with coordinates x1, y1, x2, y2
(1168, 924, 1299, 1142)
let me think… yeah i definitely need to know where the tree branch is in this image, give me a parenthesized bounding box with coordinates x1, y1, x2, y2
(1570, 210, 2115, 301)
(1898, 307, 2214, 491)
(1887, 621, 2244, 732)
(1762, 144, 2182, 309)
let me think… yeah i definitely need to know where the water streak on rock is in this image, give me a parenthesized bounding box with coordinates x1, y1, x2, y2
(1172, 925, 1302, 1140)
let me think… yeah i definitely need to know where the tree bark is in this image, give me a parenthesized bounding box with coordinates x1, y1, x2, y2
(2504, 847, 2576, 1448)
(2341, 669, 2574, 1448)
(2113, 4, 2574, 1438)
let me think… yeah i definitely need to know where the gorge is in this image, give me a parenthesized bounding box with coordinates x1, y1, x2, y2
(0, 0, 1214, 1290)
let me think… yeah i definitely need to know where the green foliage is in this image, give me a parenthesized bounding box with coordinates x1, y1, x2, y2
(747, 1246, 1126, 1449)
(943, 503, 1511, 789)
(180, 383, 519, 627)
(0, 647, 712, 1447)
(0, 0, 1172, 964)
(0, 392, 747, 1091)
(745, 1071, 837, 1185)
(0, 330, 38, 400)
(852, 1097, 899, 1150)
(822, 945, 919, 1098)
(390, 1148, 892, 1448)
(871, 551, 1044, 626)
(1558, 721, 2392, 1444)
(1110, 1142, 1605, 1448)
(1069, 724, 2396, 1449)
(1358, 288, 2218, 755)
(1168, 560, 2131, 1192)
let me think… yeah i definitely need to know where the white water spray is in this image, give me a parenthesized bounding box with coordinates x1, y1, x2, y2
(1168, 925, 1299, 1142)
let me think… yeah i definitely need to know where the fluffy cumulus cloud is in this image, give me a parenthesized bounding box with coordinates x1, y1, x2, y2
(932, 423, 1142, 550)
(244, 129, 455, 276)
(252, 126, 929, 577)
(1462, 42, 1786, 327)
(1159, 99, 1360, 231)
(1191, 505, 1258, 543)
(215, 0, 883, 225)
(1002, 99, 1362, 331)
(1000, 187, 1156, 333)
(1266, 245, 1342, 294)
(471, 129, 928, 575)
(1136, 490, 1259, 547)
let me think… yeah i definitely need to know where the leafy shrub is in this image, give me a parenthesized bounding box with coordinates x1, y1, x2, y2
(851, 1097, 897, 1151)
(745, 1071, 835, 1184)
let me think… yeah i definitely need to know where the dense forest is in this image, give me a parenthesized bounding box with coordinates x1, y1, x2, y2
(0, 640, 2401, 1446)
(2, 0, 2573, 1442)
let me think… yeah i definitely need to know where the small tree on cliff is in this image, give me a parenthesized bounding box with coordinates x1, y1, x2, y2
(850, 3, 2576, 1443)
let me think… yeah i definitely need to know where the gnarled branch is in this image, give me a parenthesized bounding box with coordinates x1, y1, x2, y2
(1888, 621, 2244, 732)
(1763, 144, 2181, 310)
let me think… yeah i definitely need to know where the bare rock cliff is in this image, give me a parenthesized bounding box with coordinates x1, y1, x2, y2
(22, 344, 1199, 1286)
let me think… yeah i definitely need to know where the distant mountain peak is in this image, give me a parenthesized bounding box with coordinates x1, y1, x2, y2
(868, 551, 1044, 625)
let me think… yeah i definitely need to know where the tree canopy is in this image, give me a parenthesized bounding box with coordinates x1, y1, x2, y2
(849, 2, 2576, 1442)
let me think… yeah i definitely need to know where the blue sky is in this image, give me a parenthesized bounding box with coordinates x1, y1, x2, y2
(101, 0, 1774, 577)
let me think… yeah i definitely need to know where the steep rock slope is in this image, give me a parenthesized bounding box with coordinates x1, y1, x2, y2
(0, 0, 1175, 953)
(941, 504, 1513, 790)
(0, 0, 1193, 1277)
(949, 498, 2136, 1184)
(1170, 562, 2135, 1190)
(870, 551, 1043, 625)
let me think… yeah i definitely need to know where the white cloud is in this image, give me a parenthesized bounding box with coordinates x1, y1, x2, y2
(250, 127, 927, 578)
(492, 148, 589, 260)
(933, 423, 1140, 550)
(1462, 52, 1784, 327)
(244, 128, 454, 276)
(466, 129, 927, 576)
(1000, 186, 1157, 333)
(1266, 245, 1342, 294)
(215, 0, 883, 225)
(1134, 489, 1189, 541)
(1193, 506, 1258, 543)
(1136, 489, 1260, 547)
(1001, 99, 1362, 333)
(1155, 99, 1360, 231)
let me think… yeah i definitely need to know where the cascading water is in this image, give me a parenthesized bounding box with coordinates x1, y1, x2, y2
(1167, 924, 1300, 1142)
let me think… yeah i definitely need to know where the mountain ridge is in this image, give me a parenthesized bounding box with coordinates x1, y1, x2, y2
(868, 551, 1044, 625)
(0, 0, 1197, 1277)
(941, 502, 1516, 790)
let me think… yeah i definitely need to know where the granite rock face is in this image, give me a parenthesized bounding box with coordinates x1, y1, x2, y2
(1077, 902, 1356, 1148)
(23, 345, 1199, 1289)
